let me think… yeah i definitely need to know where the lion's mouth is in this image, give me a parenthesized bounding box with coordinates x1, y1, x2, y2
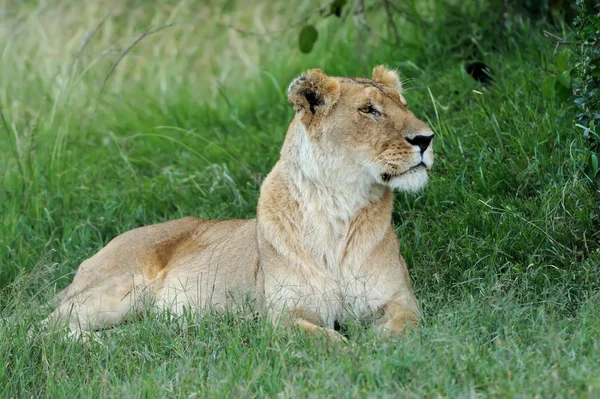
(381, 163, 427, 182)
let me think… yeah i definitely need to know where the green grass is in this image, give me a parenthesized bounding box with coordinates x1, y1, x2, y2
(1, 0, 599, 397)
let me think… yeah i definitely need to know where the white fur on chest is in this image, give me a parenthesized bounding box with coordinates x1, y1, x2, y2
(314, 265, 387, 327)
(288, 127, 385, 268)
(266, 263, 389, 328)
(264, 122, 394, 327)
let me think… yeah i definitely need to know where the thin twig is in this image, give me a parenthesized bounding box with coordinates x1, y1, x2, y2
(222, 20, 304, 37)
(382, 0, 400, 45)
(543, 30, 572, 55)
(70, 12, 112, 79)
(222, 1, 333, 37)
(97, 23, 175, 101)
(67, 10, 112, 80)
(353, 0, 369, 75)
(51, 10, 112, 124)
(354, 0, 371, 34)
(82, 23, 175, 137)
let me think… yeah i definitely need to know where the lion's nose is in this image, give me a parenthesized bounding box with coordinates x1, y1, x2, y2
(406, 134, 434, 153)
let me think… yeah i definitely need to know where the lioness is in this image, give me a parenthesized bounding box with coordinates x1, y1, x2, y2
(43, 66, 434, 341)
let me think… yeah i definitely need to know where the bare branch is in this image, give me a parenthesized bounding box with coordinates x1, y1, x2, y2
(223, 1, 333, 37)
(353, 0, 369, 75)
(51, 10, 112, 124)
(97, 23, 175, 100)
(543, 30, 572, 55)
(82, 23, 175, 136)
(382, 0, 400, 45)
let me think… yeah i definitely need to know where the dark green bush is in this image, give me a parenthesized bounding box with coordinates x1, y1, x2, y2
(573, 0, 600, 186)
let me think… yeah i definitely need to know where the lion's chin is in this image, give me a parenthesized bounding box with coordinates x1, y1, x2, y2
(381, 166, 429, 193)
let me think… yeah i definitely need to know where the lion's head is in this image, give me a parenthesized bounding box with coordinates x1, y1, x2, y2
(287, 66, 434, 193)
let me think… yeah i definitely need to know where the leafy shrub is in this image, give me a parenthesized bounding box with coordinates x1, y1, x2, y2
(572, 0, 600, 186)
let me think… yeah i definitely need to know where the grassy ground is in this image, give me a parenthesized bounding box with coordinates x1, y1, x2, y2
(1, 0, 599, 397)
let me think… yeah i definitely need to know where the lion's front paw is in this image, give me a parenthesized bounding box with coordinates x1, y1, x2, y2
(322, 327, 348, 342)
(376, 309, 419, 337)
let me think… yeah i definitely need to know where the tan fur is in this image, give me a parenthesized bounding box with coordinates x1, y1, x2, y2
(43, 66, 434, 340)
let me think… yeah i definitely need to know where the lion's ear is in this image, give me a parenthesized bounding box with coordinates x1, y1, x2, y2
(372, 65, 406, 105)
(287, 69, 340, 116)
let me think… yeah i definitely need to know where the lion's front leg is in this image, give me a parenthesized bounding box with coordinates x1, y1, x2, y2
(281, 308, 347, 342)
(374, 294, 421, 336)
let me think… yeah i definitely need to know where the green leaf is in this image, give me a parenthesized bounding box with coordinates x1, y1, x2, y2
(556, 83, 571, 101)
(557, 71, 571, 88)
(299, 25, 318, 54)
(592, 153, 599, 175)
(541, 76, 556, 99)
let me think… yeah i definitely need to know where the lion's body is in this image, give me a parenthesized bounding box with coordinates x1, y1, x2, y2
(50, 217, 258, 330)
(44, 66, 434, 340)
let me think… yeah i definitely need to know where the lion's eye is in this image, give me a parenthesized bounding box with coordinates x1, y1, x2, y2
(359, 105, 381, 117)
